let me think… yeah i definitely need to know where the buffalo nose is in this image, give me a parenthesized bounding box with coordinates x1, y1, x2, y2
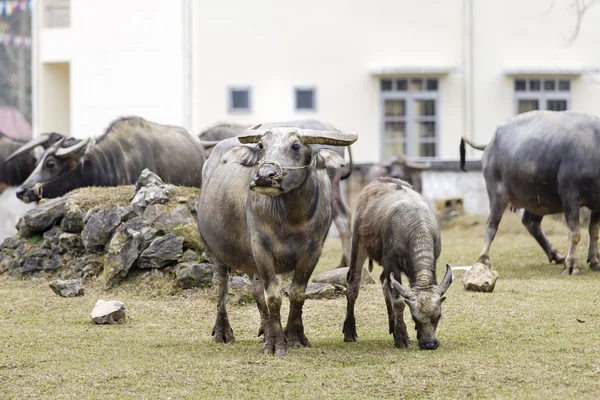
(15, 187, 27, 200)
(420, 340, 440, 350)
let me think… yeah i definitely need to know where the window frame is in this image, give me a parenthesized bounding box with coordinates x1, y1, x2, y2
(228, 86, 252, 113)
(513, 78, 571, 115)
(380, 77, 440, 160)
(294, 87, 317, 112)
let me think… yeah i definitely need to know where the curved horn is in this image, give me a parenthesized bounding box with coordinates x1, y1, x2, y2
(56, 138, 91, 158)
(439, 264, 453, 295)
(236, 124, 264, 144)
(4, 133, 59, 162)
(298, 129, 358, 146)
(389, 272, 416, 300)
(404, 160, 431, 170)
(199, 140, 222, 149)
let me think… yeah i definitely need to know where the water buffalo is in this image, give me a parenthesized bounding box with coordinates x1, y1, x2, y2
(460, 110, 600, 276)
(343, 177, 452, 350)
(366, 155, 431, 193)
(11, 116, 206, 203)
(199, 119, 354, 269)
(197, 124, 357, 355)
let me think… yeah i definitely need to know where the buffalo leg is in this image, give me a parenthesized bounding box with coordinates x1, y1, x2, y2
(477, 187, 508, 265)
(211, 262, 235, 344)
(332, 173, 352, 269)
(521, 211, 565, 264)
(588, 211, 600, 272)
(285, 266, 314, 349)
(343, 240, 368, 342)
(563, 200, 582, 276)
(251, 274, 268, 338)
(382, 268, 410, 348)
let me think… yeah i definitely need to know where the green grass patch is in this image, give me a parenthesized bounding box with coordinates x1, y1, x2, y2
(1, 212, 599, 399)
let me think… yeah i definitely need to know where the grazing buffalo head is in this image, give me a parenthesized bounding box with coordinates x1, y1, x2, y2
(389, 265, 452, 350)
(15, 137, 90, 203)
(224, 124, 357, 196)
(369, 155, 431, 193)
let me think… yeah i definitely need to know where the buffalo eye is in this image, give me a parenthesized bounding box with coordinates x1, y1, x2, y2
(45, 159, 56, 169)
(257, 142, 263, 150)
(291, 142, 301, 152)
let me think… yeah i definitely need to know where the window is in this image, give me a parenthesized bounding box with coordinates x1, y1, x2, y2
(514, 78, 570, 114)
(295, 88, 316, 111)
(228, 87, 251, 112)
(381, 77, 438, 158)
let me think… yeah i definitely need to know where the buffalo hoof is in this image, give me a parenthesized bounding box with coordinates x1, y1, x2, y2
(262, 335, 287, 356)
(393, 327, 410, 349)
(286, 333, 311, 349)
(551, 252, 566, 264)
(212, 324, 235, 344)
(342, 317, 358, 342)
(571, 268, 582, 276)
(476, 255, 491, 266)
(589, 262, 600, 272)
(561, 267, 570, 276)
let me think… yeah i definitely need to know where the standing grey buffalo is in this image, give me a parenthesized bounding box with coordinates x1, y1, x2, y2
(460, 110, 600, 276)
(366, 154, 431, 193)
(199, 119, 354, 269)
(343, 177, 452, 350)
(9, 116, 206, 203)
(197, 124, 357, 355)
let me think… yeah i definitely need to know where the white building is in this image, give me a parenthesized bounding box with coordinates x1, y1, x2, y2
(32, 0, 600, 211)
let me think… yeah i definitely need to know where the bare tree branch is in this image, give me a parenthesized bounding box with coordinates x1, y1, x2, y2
(565, 0, 599, 45)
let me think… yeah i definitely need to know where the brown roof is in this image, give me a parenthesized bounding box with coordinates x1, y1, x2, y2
(0, 106, 32, 140)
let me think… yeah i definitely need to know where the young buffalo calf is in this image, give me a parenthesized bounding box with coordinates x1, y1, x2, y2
(343, 177, 452, 350)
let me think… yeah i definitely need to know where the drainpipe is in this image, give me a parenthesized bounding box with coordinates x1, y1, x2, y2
(463, 0, 474, 156)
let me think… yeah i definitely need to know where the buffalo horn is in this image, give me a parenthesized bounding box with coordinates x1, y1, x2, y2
(56, 138, 90, 158)
(236, 124, 264, 143)
(298, 129, 358, 146)
(5, 133, 58, 162)
(199, 140, 223, 149)
(439, 264, 453, 295)
(389, 272, 416, 300)
(405, 160, 431, 170)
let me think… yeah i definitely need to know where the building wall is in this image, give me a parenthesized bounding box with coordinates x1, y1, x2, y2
(40, 62, 70, 134)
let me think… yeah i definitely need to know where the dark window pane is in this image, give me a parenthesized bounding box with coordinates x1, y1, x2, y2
(547, 99, 567, 111)
(396, 79, 407, 91)
(419, 142, 436, 157)
(515, 79, 526, 91)
(384, 121, 406, 140)
(231, 89, 249, 110)
(296, 89, 315, 110)
(426, 79, 438, 91)
(415, 121, 435, 138)
(559, 80, 570, 91)
(415, 100, 435, 116)
(381, 79, 392, 91)
(544, 79, 556, 91)
(384, 141, 406, 158)
(384, 100, 406, 116)
(518, 99, 539, 113)
(529, 79, 541, 91)
(411, 79, 423, 91)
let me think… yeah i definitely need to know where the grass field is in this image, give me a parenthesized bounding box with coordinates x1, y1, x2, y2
(1, 212, 599, 399)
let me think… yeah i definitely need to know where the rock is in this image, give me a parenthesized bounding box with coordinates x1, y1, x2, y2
(58, 233, 84, 255)
(179, 249, 206, 264)
(82, 205, 135, 251)
(138, 233, 183, 269)
(130, 170, 177, 214)
(103, 225, 143, 286)
(175, 262, 214, 288)
(60, 202, 85, 233)
(49, 279, 84, 297)
(311, 267, 376, 288)
(135, 169, 164, 189)
(0, 236, 24, 250)
(142, 204, 168, 225)
(20, 248, 53, 272)
(283, 282, 345, 299)
(229, 275, 252, 290)
(91, 299, 126, 324)
(173, 223, 203, 252)
(69, 254, 103, 280)
(42, 226, 64, 250)
(121, 217, 158, 251)
(462, 262, 499, 293)
(17, 197, 67, 236)
(0, 257, 14, 273)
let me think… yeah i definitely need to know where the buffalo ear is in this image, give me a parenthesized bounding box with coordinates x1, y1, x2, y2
(314, 149, 345, 170)
(222, 146, 261, 167)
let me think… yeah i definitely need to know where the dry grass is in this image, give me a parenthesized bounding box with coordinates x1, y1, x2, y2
(1, 212, 600, 399)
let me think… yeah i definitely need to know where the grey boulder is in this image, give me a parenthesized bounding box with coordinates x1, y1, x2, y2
(91, 299, 126, 324)
(49, 279, 84, 297)
(462, 262, 499, 293)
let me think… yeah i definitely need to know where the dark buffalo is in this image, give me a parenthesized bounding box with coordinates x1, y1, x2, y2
(197, 124, 357, 355)
(11, 116, 206, 203)
(199, 120, 354, 269)
(460, 110, 600, 276)
(366, 154, 431, 193)
(343, 177, 452, 350)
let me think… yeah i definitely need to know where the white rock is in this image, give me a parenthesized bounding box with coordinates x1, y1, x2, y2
(462, 262, 499, 293)
(91, 299, 126, 324)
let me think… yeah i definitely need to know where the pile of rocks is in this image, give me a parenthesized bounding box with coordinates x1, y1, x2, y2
(0, 170, 210, 288)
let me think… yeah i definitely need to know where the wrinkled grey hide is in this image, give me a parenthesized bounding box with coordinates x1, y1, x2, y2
(343, 177, 452, 350)
(460, 110, 600, 276)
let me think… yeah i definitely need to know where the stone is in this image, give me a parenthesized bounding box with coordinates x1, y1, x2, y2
(19, 248, 53, 272)
(49, 279, 84, 297)
(70, 255, 103, 280)
(311, 267, 376, 288)
(0, 257, 14, 273)
(17, 197, 67, 236)
(121, 217, 158, 252)
(60, 202, 86, 233)
(42, 226, 64, 249)
(142, 204, 168, 225)
(103, 225, 143, 286)
(135, 169, 165, 189)
(58, 233, 84, 255)
(138, 233, 183, 269)
(229, 275, 252, 290)
(283, 282, 345, 300)
(172, 223, 203, 252)
(130, 170, 177, 214)
(151, 205, 196, 235)
(175, 262, 214, 288)
(0, 236, 24, 250)
(91, 299, 126, 324)
(179, 249, 206, 264)
(462, 262, 499, 293)
(82, 205, 135, 251)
